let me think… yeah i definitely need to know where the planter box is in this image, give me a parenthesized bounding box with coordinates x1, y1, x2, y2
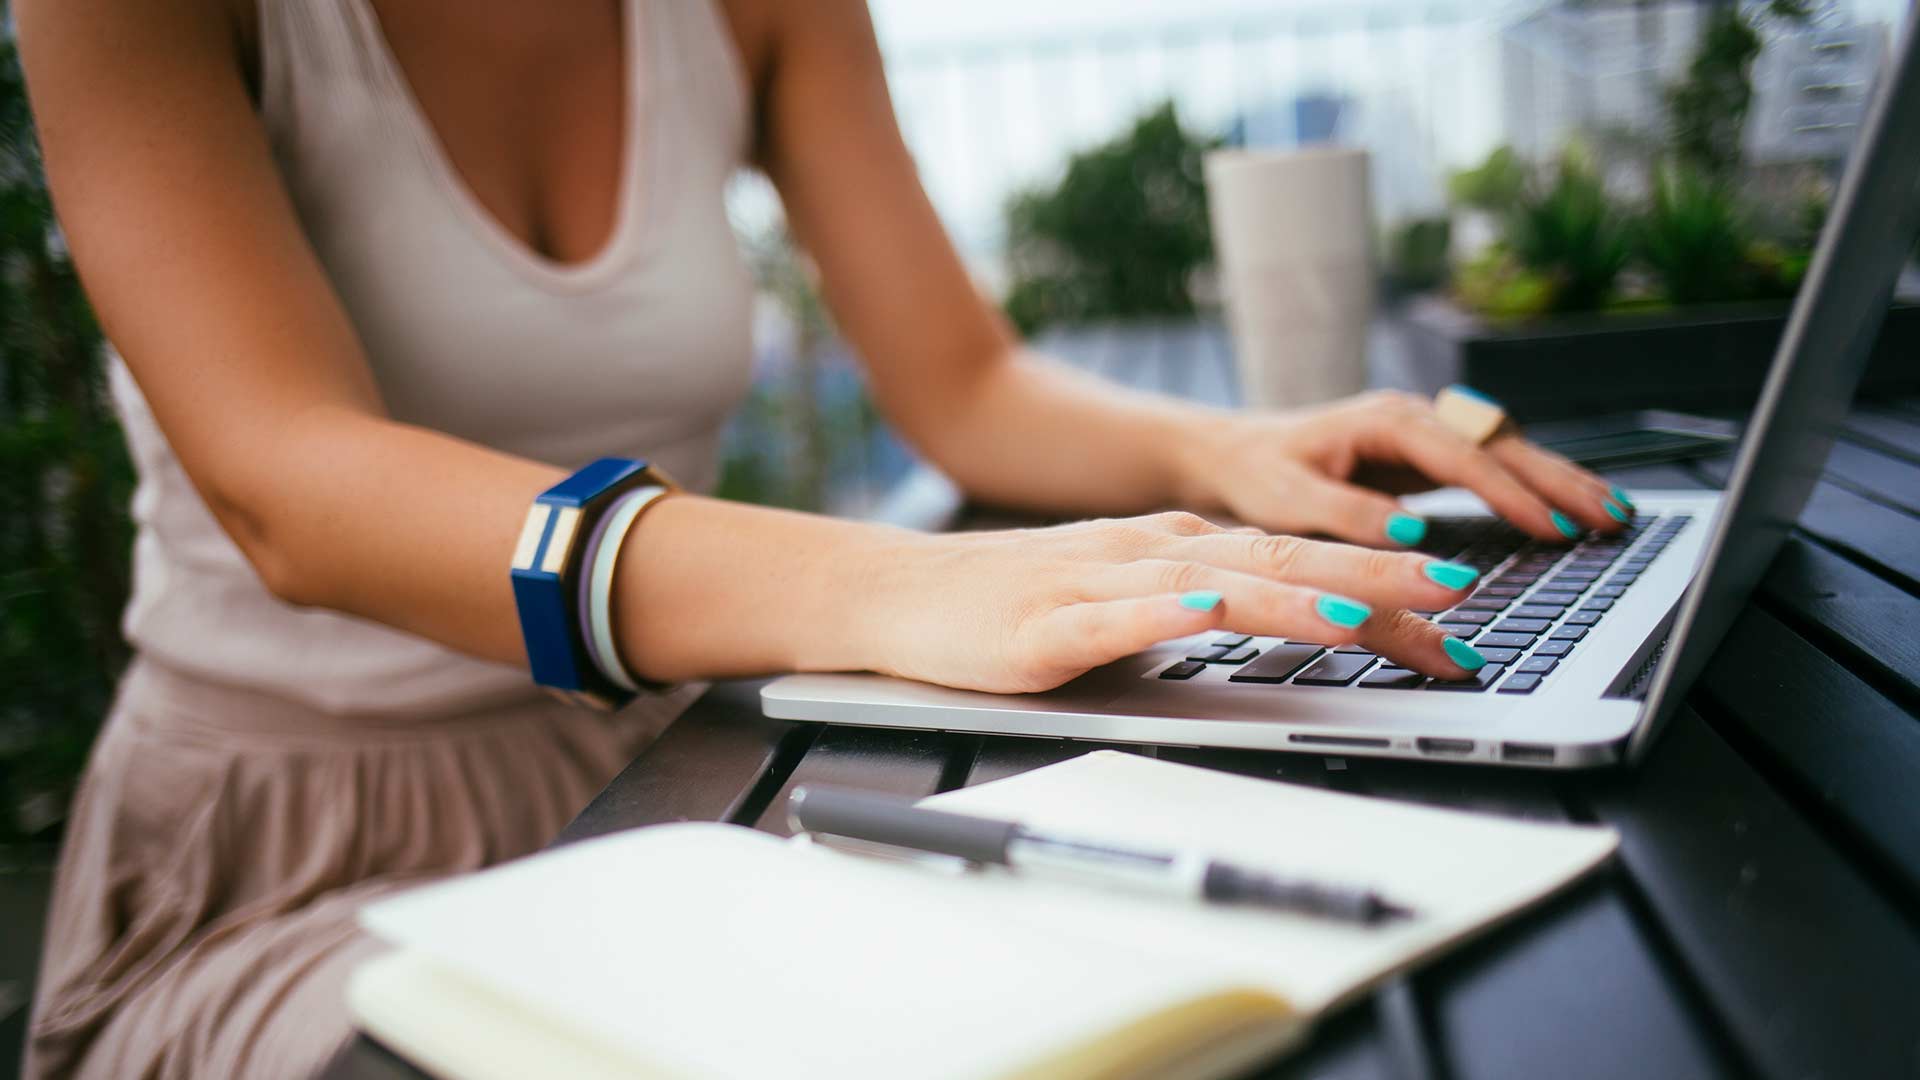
(1392, 281, 1920, 422)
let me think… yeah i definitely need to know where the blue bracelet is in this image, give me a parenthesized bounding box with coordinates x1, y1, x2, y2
(510, 457, 675, 709)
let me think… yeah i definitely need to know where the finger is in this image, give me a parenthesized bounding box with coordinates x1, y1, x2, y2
(1238, 468, 1430, 549)
(1368, 417, 1572, 541)
(1074, 561, 1378, 646)
(1352, 607, 1490, 679)
(1161, 532, 1481, 613)
(1488, 436, 1631, 533)
(1023, 592, 1229, 678)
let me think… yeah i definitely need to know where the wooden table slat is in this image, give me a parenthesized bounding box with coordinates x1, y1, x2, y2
(1697, 607, 1920, 901)
(750, 725, 966, 835)
(1341, 761, 1735, 1080)
(1417, 879, 1736, 1080)
(1583, 708, 1920, 1080)
(1824, 437, 1920, 515)
(1757, 536, 1920, 699)
(962, 738, 1141, 787)
(1842, 406, 1920, 463)
(553, 681, 803, 845)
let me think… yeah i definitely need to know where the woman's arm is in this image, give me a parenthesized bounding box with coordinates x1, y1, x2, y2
(16, 0, 880, 678)
(20, 0, 1491, 694)
(749, 1, 1632, 548)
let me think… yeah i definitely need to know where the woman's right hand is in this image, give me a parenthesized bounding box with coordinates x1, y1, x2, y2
(862, 511, 1489, 694)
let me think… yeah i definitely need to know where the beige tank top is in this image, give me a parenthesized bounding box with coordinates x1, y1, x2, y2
(108, 0, 754, 715)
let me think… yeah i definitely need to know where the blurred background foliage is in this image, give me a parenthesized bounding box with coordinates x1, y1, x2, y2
(1002, 103, 1219, 335)
(0, 37, 132, 853)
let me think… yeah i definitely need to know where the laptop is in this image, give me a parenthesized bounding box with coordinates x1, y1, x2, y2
(763, 18, 1920, 769)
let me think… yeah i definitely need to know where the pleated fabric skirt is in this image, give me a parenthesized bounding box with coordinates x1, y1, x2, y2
(24, 658, 690, 1079)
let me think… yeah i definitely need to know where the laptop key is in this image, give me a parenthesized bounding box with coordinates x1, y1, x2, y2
(1565, 610, 1602, 625)
(1212, 634, 1253, 649)
(1436, 624, 1483, 640)
(1334, 644, 1374, 655)
(1492, 618, 1551, 634)
(1425, 664, 1504, 692)
(1531, 591, 1581, 606)
(1476, 632, 1536, 649)
(1358, 666, 1426, 690)
(1498, 672, 1544, 694)
(1187, 645, 1232, 662)
(1534, 639, 1574, 657)
(1293, 653, 1376, 686)
(1456, 596, 1512, 612)
(1160, 661, 1206, 680)
(1441, 610, 1496, 625)
(1549, 625, 1588, 641)
(1581, 599, 1614, 611)
(1517, 655, 1559, 674)
(1593, 585, 1629, 598)
(1511, 604, 1566, 619)
(1470, 647, 1520, 664)
(1228, 643, 1326, 684)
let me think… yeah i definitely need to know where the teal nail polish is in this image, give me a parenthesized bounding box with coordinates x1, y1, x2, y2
(1604, 499, 1630, 524)
(1447, 383, 1501, 407)
(1385, 512, 1427, 547)
(1423, 560, 1480, 591)
(1611, 487, 1636, 512)
(1315, 593, 1372, 629)
(1178, 590, 1223, 612)
(1551, 511, 1581, 539)
(1443, 636, 1487, 671)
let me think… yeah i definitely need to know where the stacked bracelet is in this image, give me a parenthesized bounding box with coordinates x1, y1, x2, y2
(578, 485, 670, 693)
(510, 457, 677, 710)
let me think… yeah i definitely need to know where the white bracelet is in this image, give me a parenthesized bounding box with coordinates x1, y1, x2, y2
(584, 485, 669, 693)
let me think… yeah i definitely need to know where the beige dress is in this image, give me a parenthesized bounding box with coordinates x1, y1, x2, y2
(26, 0, 752, 1075)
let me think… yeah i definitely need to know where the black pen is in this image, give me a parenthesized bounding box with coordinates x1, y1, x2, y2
(787, 785, 1416, 926)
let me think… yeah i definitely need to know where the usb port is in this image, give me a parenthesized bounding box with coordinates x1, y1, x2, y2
(1417, 737, 1475, 756)
(1501, 742, 1556, 764)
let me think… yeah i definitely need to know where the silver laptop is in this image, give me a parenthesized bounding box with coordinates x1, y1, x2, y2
(764, 18, 1920, 769)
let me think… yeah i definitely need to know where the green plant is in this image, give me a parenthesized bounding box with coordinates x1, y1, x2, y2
(1003, 102, 1219, 335)
(0, 35, 132, 847)
(1638, 163, 1811, 306)
(1506, 147, 1631, 313)
(1381, 217, 1451, 295)
(1666, 1, 1812, 179)
(1639, 164, 1750, 304)
(1447, 146, 1528, 214)
(1452, 245, 1557, 320)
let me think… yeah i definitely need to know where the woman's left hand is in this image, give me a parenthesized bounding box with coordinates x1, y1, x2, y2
(1183, 390, 1635, 547)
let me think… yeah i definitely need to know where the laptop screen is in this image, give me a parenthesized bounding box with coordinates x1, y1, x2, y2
(1628, 13, 1920, 761)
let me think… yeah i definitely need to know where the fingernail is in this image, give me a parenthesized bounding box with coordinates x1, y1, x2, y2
(1385, 512, 1427, 547)
(1448, 384, 1501, 407)
(1611, 487, 1636, 512)
(1178, 590, 1223, 612)
(1423, 560, 1480, 590)
(1315, 593, 1372, 629)
(1604, 499, 1630, 524)
(1443, 636, 1487, 671)
(1551, 510, 1581, 539)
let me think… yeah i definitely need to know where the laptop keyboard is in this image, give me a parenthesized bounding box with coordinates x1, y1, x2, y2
(1159, 513, 1693, 693)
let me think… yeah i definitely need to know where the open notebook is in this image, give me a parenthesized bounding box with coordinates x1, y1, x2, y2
(349, 751, 1617, 1080)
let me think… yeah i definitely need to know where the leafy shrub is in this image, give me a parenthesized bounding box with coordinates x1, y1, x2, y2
(1667, 1, 1811, 179)
(0, 38, 131, 846)
(1446, 146, 1528, 214)
(1003, 102, 1219, 335)
(1381, 217, 1451, 296)
(1504, 147, 1632, 313)
(1638, 164, 1801, 305)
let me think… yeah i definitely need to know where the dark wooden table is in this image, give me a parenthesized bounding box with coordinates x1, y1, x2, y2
(329, 396, 1920, 1080)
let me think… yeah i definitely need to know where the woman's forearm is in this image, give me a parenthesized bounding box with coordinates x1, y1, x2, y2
(909, 348, 1229, 518)
(240, 410, 901, 682)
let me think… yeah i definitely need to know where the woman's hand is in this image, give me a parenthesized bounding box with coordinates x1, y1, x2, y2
(861, 511, 1490, 694)
(1180, 390, 1635, 548)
